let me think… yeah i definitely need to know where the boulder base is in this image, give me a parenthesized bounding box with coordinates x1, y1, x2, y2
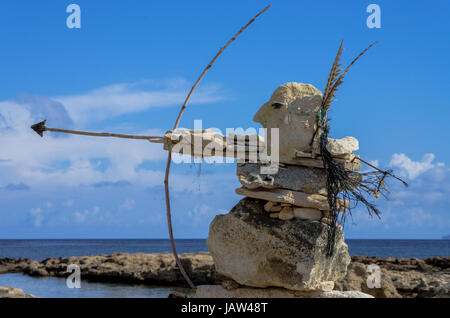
(207, 198, 351, 291)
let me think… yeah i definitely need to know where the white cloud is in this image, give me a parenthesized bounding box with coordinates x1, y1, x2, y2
(0, 101, 165, 188)
(119, 199, 136, 212)
(188, 204, 212, 223)
(54, 80, 225, 124)
(30, 207, 43, 227)
(0, 79, 226, 190)
(64, 199, 74, 207)
(389, 153, 442, 179)
(74, 210, 89, 223)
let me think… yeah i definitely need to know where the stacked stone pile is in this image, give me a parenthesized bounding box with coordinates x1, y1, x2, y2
(191, 83, 371, 297)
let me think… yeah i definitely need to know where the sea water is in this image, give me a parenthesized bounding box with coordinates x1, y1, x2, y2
(0, 239, 448, 298)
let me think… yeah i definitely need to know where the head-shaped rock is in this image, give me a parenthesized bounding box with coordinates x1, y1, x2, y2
(253, 82, 322, 162)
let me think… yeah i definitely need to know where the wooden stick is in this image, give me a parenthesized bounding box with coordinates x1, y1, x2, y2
(46, 127, 163, 141)
(163, 5, 271, 289)
(38, 125, 164, 142)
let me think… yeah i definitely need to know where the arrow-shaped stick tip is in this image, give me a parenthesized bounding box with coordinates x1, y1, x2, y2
(31, 120, 47, 137)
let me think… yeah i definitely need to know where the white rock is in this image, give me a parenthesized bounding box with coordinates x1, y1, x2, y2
(326, 136, 359, 155)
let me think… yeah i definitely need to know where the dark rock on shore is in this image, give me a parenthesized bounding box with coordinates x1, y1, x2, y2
(335, 256, 450, 298)
(0, 253, 219, 286)
(351, 255, 450, 272)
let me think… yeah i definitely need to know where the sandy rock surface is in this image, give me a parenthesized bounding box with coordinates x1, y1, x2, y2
(207, 198, 351, 291)
(0, 286, 36, 298)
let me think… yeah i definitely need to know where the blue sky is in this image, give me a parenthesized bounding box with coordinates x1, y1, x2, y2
(0, 0, 449, 239)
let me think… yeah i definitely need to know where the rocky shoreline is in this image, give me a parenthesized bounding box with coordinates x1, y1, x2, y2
(0, 253, 449, 298)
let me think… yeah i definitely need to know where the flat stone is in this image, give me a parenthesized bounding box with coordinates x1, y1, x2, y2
(285, 156, 362, 171)
(264, 201, 282, 212)
(237, 163, 328, 195)
(195, 285, 373, 298)
(293, 208, 322, 221)
(235, 187, 349, 211)
(207, 198, 351, 291)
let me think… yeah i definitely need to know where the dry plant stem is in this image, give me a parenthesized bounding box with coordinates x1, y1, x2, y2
(163, 4, 271, 289)
(359, 157, 408, 185)
(45, 127, 164, 142)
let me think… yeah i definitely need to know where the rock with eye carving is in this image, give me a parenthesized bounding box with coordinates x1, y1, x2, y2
(253, 82, 322, 163)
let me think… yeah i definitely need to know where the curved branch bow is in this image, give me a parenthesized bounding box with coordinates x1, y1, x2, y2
(163, 5, 271, 289)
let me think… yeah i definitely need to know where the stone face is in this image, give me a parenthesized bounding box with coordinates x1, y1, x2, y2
(237, 163, 328, 195)
(235, 187, 349, 211)
(207, 198, 351, 291)
(253, 82, 323, 162)
(326, 137, 359, 156)
(195, 285, 373, 298)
